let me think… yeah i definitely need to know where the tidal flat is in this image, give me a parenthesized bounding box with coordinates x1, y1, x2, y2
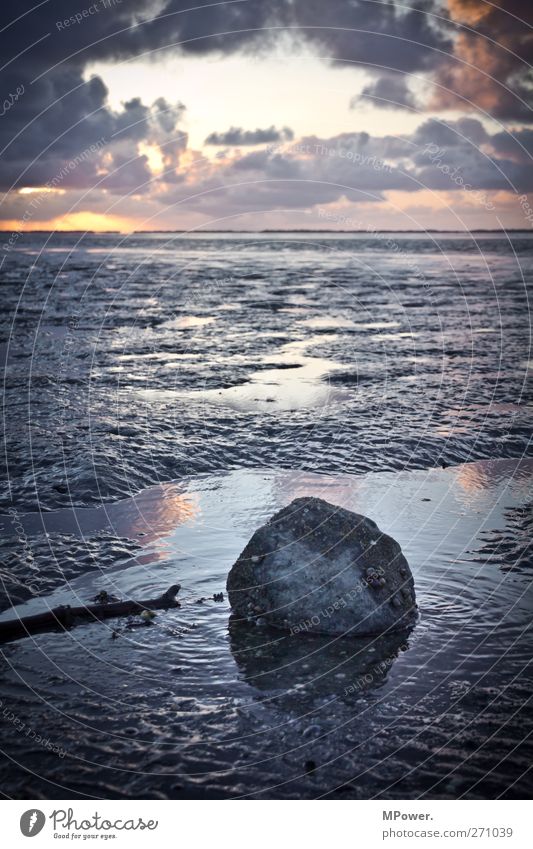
(1, 232, 532, 798)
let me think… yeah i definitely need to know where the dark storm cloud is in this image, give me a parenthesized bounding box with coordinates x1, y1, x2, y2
(430, 0, 533, 121)
(0, 0, 453, 192)
(0, 70, 186, 192)
(15, 0, 446, 70)
(0, 0, 209, 190)
(0, 0, 530, 197)
(490, 129, 533, 164)
(285, 119, 533, 195)
(205, 125, 294, 145)
(288, 0, 450, 72)
(147, 118, 533, 220)
(354, 75, 418, 111)
(411, 119, 533, 193)
(412, 117, 490, 151)
(350, 1, 532, 121)
(229, 149, 301, 177)
(1, 115, 532, 224)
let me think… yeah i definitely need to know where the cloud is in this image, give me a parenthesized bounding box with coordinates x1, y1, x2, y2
(353, 75, 418, 111)
(489, 128, 533, 163)
(0, 76, 186, 193)
(0, 1, 187, 192)
(429, 0, 533, 121)
(205, 125, 294, 145)
(9, 117, 529, 224)
(0, 0, 530, 223)
(288, 0, 451, 72)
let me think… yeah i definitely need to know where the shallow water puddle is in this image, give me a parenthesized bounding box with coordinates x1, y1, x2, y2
(184, 334, 351, 412)
(162, 315, 216, 330)
(0, 460, 531, 799)
(195, 359, 350, 412)
(300, 316, 358, 329)
(2, 459, 530, 622)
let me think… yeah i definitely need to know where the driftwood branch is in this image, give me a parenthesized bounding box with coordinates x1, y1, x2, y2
(0, 584, 181, 645)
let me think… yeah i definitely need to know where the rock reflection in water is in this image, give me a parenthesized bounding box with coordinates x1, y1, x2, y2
(229, 616, 412, 707)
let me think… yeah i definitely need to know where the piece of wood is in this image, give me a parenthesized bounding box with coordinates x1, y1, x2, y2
(0, 584, 181, 644)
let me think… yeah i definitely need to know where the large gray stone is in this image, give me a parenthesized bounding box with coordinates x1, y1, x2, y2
(227, 496, 417, 636)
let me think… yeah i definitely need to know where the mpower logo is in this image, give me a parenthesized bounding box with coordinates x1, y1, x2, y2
(20, 810, 46, 837)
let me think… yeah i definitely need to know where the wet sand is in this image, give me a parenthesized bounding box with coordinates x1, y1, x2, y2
(1, 459, 531, 799)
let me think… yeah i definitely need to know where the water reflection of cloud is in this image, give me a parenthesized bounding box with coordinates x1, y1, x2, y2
(273, 471, 360, 511)
(454, 459, 533, 515)
(122, 487, 200, 545)
(456, 458, 529, 494)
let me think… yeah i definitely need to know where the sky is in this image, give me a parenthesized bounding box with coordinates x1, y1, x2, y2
(0, 0, 531, 232)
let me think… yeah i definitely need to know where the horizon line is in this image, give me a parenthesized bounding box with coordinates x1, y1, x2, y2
(1, 228, 532, 235)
